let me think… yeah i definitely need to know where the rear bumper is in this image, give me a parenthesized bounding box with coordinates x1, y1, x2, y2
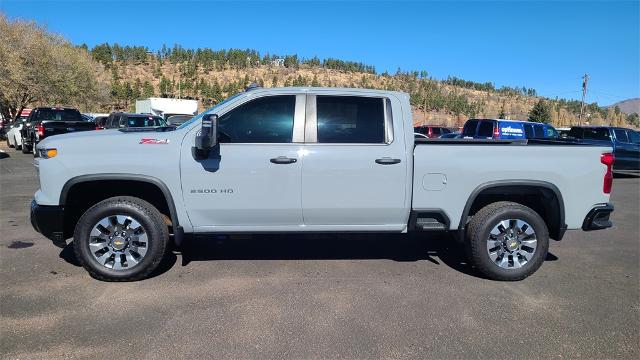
(582, 204, 614, 231)
(30, 200, 66, 247)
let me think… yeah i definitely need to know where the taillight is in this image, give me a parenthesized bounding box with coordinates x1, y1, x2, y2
(493, 125, 500, 139)
(601, 153, 614, 194)
(37, 123, 44, 137)
(428, 127, 433, 137)
(95, 126, 103, 130)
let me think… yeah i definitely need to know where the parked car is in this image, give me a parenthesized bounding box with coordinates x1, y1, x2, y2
(462, 119, 558, 140)
(5, 118, 28, 150)
(20, 107, 96, 156)
(31, 87, 614, 282)
(102, 113, 166, 129)
(439, 132, 462, 139)
(93, 116, 109, 130)
(414, 125, 452, 138)
(567, 126, 639, 173)
(166, 114, 193, 126)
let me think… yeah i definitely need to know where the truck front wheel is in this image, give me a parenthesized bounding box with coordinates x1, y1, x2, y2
(466, 201, 549, 281)
(73, 196, 170, 281)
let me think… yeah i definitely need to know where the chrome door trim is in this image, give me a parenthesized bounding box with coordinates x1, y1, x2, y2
(304, 94, 317, 143)
(293, 94, 306, 143)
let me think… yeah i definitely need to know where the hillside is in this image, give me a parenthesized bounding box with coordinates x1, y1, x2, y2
(608, 98, 640, 115)
(112, 60, 632, 129)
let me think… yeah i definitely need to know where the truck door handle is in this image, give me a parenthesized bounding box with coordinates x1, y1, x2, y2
(375, 157, 401, 165)
(270, 156, 297, 164)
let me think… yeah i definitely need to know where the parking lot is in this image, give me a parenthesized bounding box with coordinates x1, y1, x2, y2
(0, 142, 638, 359)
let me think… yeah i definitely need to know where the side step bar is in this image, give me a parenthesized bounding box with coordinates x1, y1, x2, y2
(410, 210, 450, 232)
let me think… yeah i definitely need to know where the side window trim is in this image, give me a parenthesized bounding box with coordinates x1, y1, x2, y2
(304, 94, 393, 145)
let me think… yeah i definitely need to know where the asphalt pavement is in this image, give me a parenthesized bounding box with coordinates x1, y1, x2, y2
(1, 142, 638, 359)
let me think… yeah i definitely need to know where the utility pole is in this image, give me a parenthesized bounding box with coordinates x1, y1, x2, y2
(579, 73, 589, 125)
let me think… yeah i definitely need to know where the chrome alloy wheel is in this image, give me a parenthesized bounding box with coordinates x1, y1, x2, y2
(88, 215, 148, 270)
(486, 219, 537, 269)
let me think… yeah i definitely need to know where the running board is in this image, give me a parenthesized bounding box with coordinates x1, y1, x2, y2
(410, 210, 450, 232)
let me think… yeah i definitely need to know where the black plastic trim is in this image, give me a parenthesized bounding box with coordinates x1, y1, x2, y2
(59, 174, 180, 228)
(458, 180, 566, 240)
(409, 209, 451, 231)
(582, 204, 614, 231)
(30, 200, 67, 247)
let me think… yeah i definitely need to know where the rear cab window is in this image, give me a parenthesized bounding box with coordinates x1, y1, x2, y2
(35, 108, 82, 122)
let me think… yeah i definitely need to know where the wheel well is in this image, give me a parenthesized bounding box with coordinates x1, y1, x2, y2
(463, 184, 564, 240)
(62, 180, 173, 238)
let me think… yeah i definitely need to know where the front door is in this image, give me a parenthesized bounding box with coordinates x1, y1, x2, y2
(180, 94, 305, 231)
(300, 94, 409, 230)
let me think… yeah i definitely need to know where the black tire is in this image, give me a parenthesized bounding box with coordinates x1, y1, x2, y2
(15, 137, 22, 151)
(21, 137, 30, 154)
(466, 201, 549, 281)
(73, 196, 170, 281)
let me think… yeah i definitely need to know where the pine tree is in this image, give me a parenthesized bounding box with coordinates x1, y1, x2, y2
(498, 101, 507, 119)
(528, 99, 551, 123)
(142, 81, 154, 98)
(311, 75, 320, 87)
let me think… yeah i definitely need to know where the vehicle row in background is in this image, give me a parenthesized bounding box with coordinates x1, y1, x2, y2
(20, 107, 95, 155)
(567, 126, 640, 173)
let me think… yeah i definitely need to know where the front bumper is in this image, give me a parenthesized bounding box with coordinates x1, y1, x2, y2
(30, 200, 66, 247)
(582, 204, 614, 231)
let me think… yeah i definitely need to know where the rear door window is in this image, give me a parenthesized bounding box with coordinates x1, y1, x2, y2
(316, 96, 385, 143)
(477, 121, 494, 138)
(629, 131, 640, 144)
(431, 127, 441, 136)
(462, 120, 478, 137)
(614, 129, 629, 143)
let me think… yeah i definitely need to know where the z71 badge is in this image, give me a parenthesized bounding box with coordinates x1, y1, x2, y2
(139, 138, 170, 144)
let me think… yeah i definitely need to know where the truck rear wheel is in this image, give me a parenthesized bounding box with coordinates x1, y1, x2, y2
(73, 196, 170, 281)
(466, 201, 549, 281)
(21, 137, 30, 154)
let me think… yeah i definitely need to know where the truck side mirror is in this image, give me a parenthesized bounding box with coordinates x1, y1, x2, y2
(194, 114, 218, 158)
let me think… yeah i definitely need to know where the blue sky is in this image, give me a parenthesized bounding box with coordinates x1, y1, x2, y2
(2, 0, 638, 105)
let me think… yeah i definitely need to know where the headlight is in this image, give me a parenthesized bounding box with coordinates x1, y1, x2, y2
(38, 148, 58, 159)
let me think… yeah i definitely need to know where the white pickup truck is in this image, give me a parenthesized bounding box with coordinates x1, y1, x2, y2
(30, 87, 615, 281)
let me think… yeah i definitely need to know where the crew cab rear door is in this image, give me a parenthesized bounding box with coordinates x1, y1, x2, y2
(179, 94, 305, 230)
(300, 94, 409, 230)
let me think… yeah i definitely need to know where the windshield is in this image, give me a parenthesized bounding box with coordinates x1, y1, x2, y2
(166, 115, 193, 126)
(126, 116, 165, 127)
(177, 93, 243, 130)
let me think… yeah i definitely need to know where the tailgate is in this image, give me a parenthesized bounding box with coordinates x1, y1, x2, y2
(43, 121, 95, 137)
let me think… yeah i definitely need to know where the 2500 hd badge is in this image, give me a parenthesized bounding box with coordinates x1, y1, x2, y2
(190, 188, 234, 194)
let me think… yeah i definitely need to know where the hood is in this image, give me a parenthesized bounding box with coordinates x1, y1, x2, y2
(37, 128, 184, 156)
